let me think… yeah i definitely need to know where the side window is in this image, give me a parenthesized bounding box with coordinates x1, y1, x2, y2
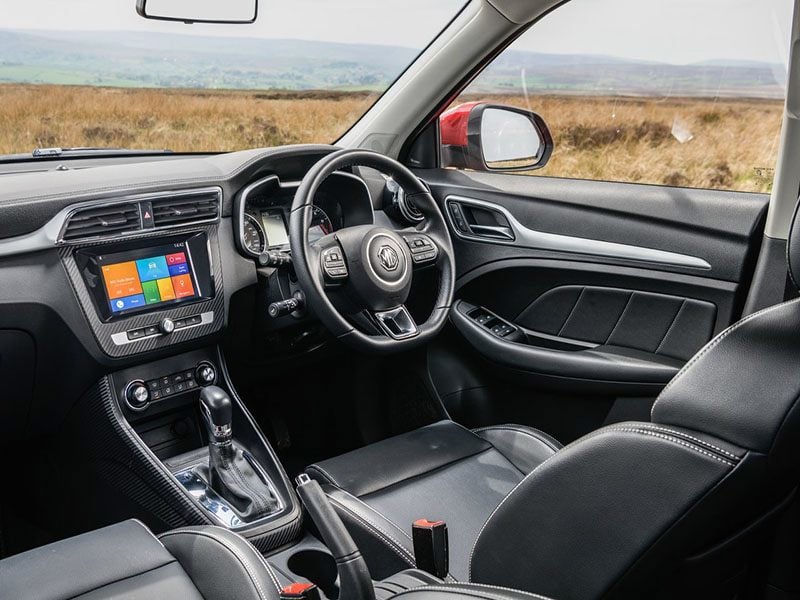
(441, 0, 791, 193)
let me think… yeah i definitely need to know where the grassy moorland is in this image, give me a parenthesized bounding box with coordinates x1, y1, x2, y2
(0, 84, 783, 192)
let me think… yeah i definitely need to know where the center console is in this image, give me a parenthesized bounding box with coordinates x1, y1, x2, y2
(107, 348, 301, 546)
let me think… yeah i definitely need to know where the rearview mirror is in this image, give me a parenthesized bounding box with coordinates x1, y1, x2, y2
(136, 0, 258, 24)
(440, 103, 553, 172)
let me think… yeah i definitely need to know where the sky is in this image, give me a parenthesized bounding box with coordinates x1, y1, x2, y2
(0, 0, 794, 65)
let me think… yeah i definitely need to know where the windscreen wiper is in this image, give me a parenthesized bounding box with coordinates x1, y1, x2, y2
(31, 146, 174, 158)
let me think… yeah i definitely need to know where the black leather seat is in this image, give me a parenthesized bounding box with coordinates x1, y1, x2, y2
(306, 420, 562, 581)
(0, 519, 554, 600)
(0, 519, 283, 600)
(308, 203, 800, 598)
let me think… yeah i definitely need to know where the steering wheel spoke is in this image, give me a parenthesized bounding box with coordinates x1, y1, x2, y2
(312, 235, 349, 285)
(372, 305, 418, 340)
(402, 233, 439, 268)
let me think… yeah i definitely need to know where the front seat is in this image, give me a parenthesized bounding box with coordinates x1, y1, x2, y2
(307, 204, 800, 598)
(0, 519, 283, 600)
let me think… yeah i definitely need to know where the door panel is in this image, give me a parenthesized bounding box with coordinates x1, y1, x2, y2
(418, 170, 768, 440)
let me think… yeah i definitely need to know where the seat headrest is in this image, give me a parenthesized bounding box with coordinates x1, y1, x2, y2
(651, 295, 800, 463)
(787, 198, 800, 291)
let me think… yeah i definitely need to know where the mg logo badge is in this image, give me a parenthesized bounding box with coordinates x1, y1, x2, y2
(378, 245, 399, 271)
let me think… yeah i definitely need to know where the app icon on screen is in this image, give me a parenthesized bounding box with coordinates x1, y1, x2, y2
(135, 256, 170, 282)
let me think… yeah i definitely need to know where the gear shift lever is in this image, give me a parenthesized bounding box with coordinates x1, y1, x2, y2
(199, 386, 279, 521)
(200, 386, 233, 444)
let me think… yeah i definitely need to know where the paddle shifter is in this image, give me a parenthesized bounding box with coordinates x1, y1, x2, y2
(199, 386, 280, 520)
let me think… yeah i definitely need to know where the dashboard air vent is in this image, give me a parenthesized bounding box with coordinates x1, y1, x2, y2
(61, 203, 140, 241)
(151, 192, 220, 228)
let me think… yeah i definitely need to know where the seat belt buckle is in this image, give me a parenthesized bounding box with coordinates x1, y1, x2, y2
(281, 583, 321, 600)
(412, 519, 449, 578)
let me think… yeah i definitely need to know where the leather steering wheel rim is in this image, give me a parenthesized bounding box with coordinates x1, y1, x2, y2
(289, 148, 455, 354)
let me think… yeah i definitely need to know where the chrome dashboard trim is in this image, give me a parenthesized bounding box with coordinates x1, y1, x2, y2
(444, 195, 712, 270)
(0, 186, 222, 258)
(110, 311, 214, 346)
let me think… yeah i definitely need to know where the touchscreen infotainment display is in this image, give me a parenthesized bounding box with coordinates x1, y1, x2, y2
(97, 243, 198, 314)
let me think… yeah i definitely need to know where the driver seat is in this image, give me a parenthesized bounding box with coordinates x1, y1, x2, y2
(306, 420, 561, 581)
(306, 203, 800, 598)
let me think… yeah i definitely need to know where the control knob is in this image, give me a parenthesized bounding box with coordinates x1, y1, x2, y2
(196, 362, 217, 386)
(159, 318, 176, 335)
(125, 380, 150, 411)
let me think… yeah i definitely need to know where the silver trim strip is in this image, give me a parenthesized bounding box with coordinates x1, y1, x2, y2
(173, 451, 285, 530)
(0, 187, 222, 258)
(444, 195, 711, 270)
(110, 311, 214, 346)
(236, 171, 373, 258)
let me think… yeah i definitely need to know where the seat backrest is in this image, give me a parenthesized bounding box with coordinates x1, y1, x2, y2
(469, 203, 800, 600)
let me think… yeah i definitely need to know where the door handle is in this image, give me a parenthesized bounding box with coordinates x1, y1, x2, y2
(447, 200, 516, 241)
(468, 224, 514, 240)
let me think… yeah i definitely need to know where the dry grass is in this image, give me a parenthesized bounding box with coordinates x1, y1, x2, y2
(0, 84, 783, 193)
(0, 84, 377, 153)
(459, 94, 783, 192)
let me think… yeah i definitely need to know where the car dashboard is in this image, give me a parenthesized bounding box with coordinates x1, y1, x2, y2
(0, 144, 425, 443)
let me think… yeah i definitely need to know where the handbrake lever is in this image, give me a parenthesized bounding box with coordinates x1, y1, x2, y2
(295, 474, 375, 600)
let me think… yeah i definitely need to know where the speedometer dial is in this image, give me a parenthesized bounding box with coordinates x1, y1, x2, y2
(243, 214, 266, 255)
(308, 206, 333, 243)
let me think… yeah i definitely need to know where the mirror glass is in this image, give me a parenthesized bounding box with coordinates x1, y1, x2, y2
(139, 0, 257, 23)
(480, 108, 543, 170)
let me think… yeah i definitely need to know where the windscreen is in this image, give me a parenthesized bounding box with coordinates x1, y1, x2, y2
(0, 0, 466, 155)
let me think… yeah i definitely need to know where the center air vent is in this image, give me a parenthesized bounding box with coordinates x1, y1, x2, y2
(152, 192, 220, 228)
(61, 203, 140, 241)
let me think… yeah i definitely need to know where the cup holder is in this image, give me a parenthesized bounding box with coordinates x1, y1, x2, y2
(287, 549, 340, 598)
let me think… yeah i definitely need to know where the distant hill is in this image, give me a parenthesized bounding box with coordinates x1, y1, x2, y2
(0, 29, 786, 97)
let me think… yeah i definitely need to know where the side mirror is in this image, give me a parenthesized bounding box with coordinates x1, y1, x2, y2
(136, 0, 258, 24)
(440, 102, 553, 172)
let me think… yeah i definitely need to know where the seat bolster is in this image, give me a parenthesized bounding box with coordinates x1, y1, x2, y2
(472, 425, 562, 474)
(159, 526, 281, 600)
(0, 519, 182, 600)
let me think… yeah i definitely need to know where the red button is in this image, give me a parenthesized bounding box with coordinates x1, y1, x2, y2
(413, 519, 445, 528)
(166, 252, 187, 265)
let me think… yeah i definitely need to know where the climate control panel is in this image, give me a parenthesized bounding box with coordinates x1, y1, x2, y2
(122, 359, 217, 412)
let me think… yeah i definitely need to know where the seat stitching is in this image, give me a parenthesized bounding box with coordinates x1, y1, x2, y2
(306, 464, 341, 487)
(328, 496, 416, 566)
(651, 296, 800, 419)
(630, 424, 739, 459)
(251, 546, 284, 593)
(159, 528, 271, 599)
(601, 427, 737, 466)
(472, 425, 562, 453)
(130, 518, 167, 549)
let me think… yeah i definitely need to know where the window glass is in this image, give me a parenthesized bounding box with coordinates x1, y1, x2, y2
(450, 0, 792, 192)
(0, 0, 466, 155)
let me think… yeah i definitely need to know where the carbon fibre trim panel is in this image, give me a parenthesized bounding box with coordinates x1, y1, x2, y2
(68, 375, 303, 552)
(59, 224, 224, 357)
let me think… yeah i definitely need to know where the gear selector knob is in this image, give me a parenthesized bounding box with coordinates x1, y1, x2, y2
(199, 386, 232, 444)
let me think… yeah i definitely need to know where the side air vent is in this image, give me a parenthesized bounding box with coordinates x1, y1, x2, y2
(61, 203, 140, 241)
(151, 192, 220, 228)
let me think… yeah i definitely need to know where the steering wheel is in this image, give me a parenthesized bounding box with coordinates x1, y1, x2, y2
(289, 149, 455, 353)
